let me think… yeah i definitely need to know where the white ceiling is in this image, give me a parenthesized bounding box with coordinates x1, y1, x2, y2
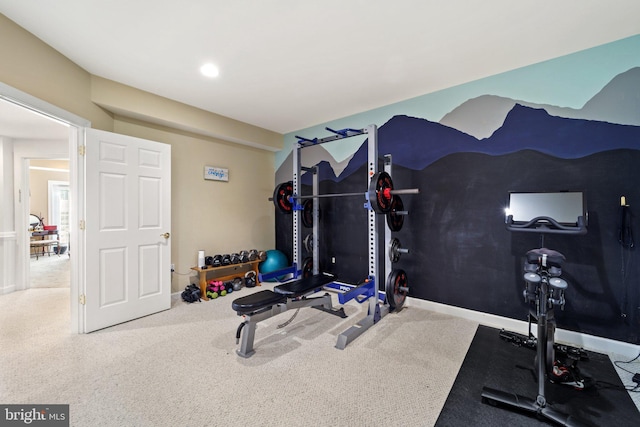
(1, 0, 639, 137)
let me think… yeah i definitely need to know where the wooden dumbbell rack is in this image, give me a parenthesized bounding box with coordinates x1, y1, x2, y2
(191, 261, 260, 300)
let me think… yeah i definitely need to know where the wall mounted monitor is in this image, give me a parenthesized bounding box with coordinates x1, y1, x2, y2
(506, 191, 587, 234)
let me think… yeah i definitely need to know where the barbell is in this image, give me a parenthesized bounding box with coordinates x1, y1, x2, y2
(271, 171, 419, 214)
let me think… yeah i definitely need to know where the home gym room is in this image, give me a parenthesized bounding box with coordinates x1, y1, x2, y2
(1, 2, 640, 426)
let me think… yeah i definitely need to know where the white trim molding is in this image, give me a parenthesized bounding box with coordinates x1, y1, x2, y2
(0, 231, 17, 240)
(0, 231, 17, 294)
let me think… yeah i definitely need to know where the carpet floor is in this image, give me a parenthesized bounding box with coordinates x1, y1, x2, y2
(0, 284, 478, 426)
(2, 264, 639, 426)
(436, 325, 640, 426)
(29, 253, 70, 288)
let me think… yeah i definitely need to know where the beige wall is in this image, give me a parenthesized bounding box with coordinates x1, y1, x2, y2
(114, 118, 276, 289)
(1, 14, 281, 292)
(0, 14, 113, 131)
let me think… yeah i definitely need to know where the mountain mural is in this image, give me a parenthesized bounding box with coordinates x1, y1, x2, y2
(439, 67, 640, 139)
(286, 104, 640, 185)
(278, 67, 640, 184)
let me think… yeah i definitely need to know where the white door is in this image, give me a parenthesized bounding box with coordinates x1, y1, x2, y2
(84, 129, 171, 332)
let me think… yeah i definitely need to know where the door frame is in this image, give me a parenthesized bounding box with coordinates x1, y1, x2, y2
(2, 82, 90, 333)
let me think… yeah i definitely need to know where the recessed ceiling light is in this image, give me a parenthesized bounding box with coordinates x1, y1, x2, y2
(200, 63, 220, 78)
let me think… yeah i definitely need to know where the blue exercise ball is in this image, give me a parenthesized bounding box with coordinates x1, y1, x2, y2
(259, 249, 289, 275)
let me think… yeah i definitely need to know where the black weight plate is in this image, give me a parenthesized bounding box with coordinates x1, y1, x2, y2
(302, 199, 313, 228)
(386, 196, 404, 232)
(302, 257, 313, 278)
(368, 171, 394, 213)
(389, 238, 402, 263)
(273, 181, 293, 213)
(301, 199, 320, 228)
(303, 234, 313, 253)
(386, 269, 407, 310)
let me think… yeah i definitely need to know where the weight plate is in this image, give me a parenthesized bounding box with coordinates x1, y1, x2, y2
(386, 269, 408, 310)
(386, 196, 404, 232)
(303, 234, 313, 253)
(302, 199, 314, 228)
(389, 238, 402, 263)
(368, 171, 394, 213)
(301, 257, 314, 278)
(273, 181, 294, 213)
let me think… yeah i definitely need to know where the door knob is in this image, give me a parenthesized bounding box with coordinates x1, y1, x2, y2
(161, 232, 170, 239)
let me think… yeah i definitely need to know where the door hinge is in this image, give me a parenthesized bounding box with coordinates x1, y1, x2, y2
(79, 220, 85, 230)
(79, 294, 86, 305)
(78, 145, 86, 156)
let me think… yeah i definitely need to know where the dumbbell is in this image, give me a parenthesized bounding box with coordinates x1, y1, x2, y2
(245, 270, 257, 288)
(212, 255, 222, 267)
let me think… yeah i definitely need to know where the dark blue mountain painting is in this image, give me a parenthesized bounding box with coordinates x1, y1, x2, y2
(304, 104, 640, 185)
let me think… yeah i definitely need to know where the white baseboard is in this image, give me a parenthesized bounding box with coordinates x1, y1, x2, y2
(1, 284, 16, 295)
(406, 297, 640, 359)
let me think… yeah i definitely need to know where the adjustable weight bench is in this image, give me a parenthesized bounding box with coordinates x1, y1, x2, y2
(232, 273, 347, 358)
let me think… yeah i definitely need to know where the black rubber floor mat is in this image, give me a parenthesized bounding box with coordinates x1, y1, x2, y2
(436, 325, 640, 426)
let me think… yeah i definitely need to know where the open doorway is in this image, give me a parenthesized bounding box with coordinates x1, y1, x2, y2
(28, 159, 70, 289)
(1, 83, 88, 333)
(3, 82, 172, 333)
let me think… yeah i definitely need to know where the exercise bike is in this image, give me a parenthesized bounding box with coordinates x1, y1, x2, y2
(520, 248, 587, 389)
(482, 191, 588, 426)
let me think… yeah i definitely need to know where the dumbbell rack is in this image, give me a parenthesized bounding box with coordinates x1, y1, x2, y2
(191, 261, 260, 300)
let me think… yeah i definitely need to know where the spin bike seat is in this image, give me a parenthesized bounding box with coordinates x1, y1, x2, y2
(526, 248, 565, 269)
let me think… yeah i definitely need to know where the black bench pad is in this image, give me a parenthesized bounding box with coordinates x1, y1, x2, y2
(232, 290, 287, 314)
(274, 274, 335, 297)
